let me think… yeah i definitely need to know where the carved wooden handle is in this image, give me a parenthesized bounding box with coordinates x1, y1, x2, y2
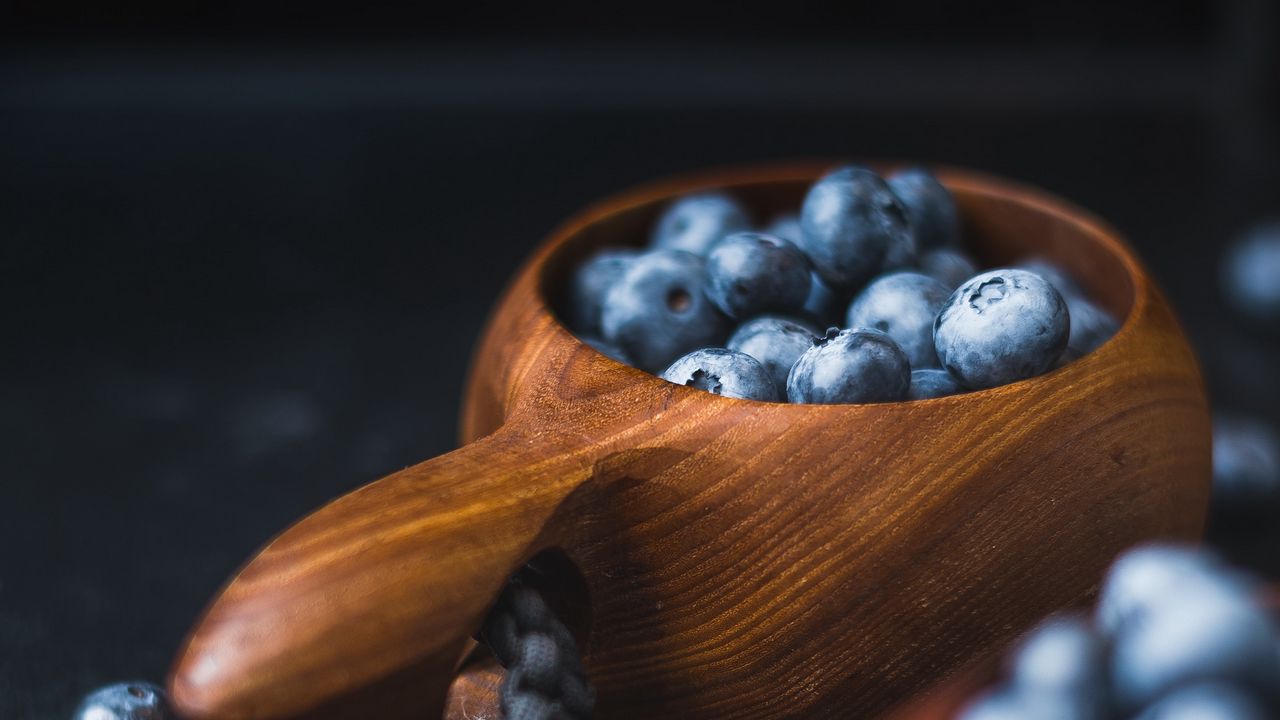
(169, 423, 595, 720)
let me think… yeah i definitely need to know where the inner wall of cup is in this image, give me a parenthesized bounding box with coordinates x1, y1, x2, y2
(952, 186, 1136, 321)
(540, 176, 1136, 332)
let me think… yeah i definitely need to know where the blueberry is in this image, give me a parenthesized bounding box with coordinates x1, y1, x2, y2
(764, 212, 802, 243)
(566, 248, 638, 335)
(650, 192, 751, 256)
(846, 271, 950, 368)
(705, 232, 812, 318)
(1009, 616, 1107, 715)
(1064, 294, 1119, 354)
(888, 166, 960, 251)
(802, 272, 846, 326)
(1096, 544, 1249, 637)
(1133, 683, 1270, 720)
(933, 269, 1069, 389)
(798, 165, 912, 291)
(786, 328, 911, 404)
(581, 335, 632, 365)
(880, 215, 919, 273)
(1110, 577, 1279, 709)
(727, 315, 821, 392)
(1014, 260, 1116, 355)
(1211, 414, 1280, 521)
(660, 348, 781, 401)
(74, 682, 172, 720)
(919, 248, 978, 290)
(601, 249, 729, 372)
(908, 368, 963, 400)
(1017, 258, 1083, 298)
(1222, 221, 1280, 320)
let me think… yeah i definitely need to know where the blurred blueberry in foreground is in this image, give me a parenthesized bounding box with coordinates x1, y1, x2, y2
(74, 682, 172, 720)
(1109, 566, 1277, 709)
(567, 248, 638, 336)
(846, 271, 950, 368)
(763, 212, 802, 243)
(1010, 615, 1107, 695)
(908, 368, 963, 400)
(1211, 413, 1280, 523)
(888, 166, 960, 252)
(1221, 221, 1280, 321)
(920, 248, 978, 290)
(650, 191, 751, 256)
(960, 546, 1280, 720)
(786, 328, 910, 404)
(705, 232, 811, 319)
(601, 250, 728, 372)
(727, 315, 820, 393)
(1133, 683, 1270, 720)
(1008, 616, 1108, 720)
(1096, 544, 1246, 636)
(934, 269, 1069, 389)
(660, 348, 780, 401)
(798, 165, 912, 291)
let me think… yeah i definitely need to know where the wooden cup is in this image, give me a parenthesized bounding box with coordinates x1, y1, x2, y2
(169, 163, 1211, 720)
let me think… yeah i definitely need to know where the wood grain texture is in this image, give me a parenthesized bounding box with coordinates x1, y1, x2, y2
(169, 162, 1211, 719)
(444, 651, 503, 720)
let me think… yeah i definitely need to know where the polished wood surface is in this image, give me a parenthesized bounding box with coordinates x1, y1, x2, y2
(444, 651, 503, 720)
(169, 163, 1211, 719)
(444, 594, 1279, 720)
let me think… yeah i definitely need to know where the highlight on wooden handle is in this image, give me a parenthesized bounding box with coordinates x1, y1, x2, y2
(168, 424, 595, 720)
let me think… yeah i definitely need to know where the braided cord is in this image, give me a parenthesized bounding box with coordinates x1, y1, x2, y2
(479, 583, 595, 720)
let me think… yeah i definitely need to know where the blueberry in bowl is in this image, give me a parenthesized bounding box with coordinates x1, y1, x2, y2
(704, 231, 812, 320)
(846, 271, 951, 370)
(660, 347, 781, 402)
(933, 269, 1069, 390)
(796, 165, 913, 292)
(561, 163, 1123, 404)
(650, 191, 751, 257)
(726, 315, 821, 393)
(598, 248, 729, 373)
(786, 327, 912, 404)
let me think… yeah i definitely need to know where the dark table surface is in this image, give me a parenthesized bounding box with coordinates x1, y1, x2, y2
(3, 38, 1279, 718)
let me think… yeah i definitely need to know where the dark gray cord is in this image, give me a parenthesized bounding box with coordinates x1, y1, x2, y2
(479, 583, 595, 720)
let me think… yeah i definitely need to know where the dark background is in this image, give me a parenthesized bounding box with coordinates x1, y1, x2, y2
(2, 2, 1278, 717)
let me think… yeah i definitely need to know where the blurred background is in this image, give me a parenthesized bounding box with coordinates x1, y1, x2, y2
(2, 1, 1278, 717)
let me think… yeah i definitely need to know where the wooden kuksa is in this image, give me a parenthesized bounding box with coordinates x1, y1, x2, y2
(170, 163, 1210, 719)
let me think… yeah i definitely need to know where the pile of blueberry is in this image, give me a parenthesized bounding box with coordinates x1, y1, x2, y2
(957, 544, 1280, 720)
(1222, 221, 1280, 321)
(567, 165, 1119, 403)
